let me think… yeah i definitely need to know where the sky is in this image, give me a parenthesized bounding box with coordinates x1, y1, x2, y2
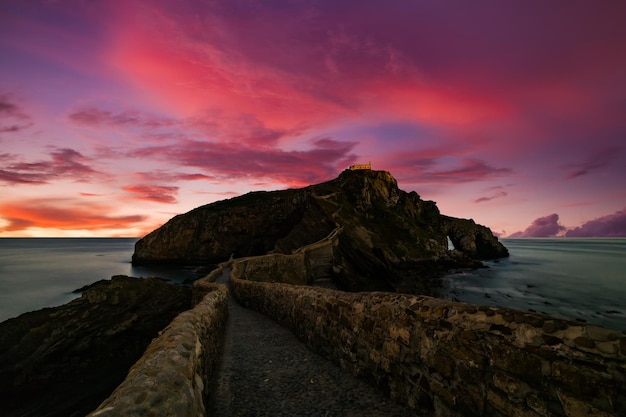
(1, 0, 626, 238)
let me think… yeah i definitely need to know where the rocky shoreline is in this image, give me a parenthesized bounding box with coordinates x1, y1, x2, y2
(0, 276, 191, 417)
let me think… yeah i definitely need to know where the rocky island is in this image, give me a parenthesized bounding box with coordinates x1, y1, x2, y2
(133, 169, 508, 294)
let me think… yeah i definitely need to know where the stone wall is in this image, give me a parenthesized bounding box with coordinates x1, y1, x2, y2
(302, 237, 336, 282)
(86, 283, 228, 417)
(230, 273, 626, 417)
(234, 253, 308, 284)
(232, 226, 340, 285)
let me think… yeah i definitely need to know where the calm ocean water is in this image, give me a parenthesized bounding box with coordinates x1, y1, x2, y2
(0, 238, 201, 322)
(440, 238, 626, 331)
(1, 238, 625, 330)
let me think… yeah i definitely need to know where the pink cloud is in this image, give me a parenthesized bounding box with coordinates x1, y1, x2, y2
(390, 155, 512, 186)
(68, 107, 176, 129)
(565, 208, 626, 237)
(0, 148, 99, 185)
(103, 0, 515, 143)
(122, 184, 179, 204)
(129, 137, 357, 186)
(0, 199, 145, 232)
(105, 5, 344, 131)
(426, 159, 511, 183)
(69, 106, 304, 148)
(134, 171, 214, 183)
(196, 191, 240, 198)
(508, 214, 566, 238)
(474, 190, 508, 204)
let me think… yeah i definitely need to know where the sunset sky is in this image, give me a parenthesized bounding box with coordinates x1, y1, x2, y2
(2, 0, 626, 238)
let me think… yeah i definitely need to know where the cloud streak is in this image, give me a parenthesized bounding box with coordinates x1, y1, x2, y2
(475, 190, 508, 203)
(68, 107, 176, 129)
(122, 184, 179, 204)
(562, 147, 622, 179)
(0, 148, 99, 185)
(0, 93, 33, 134)
(129, 138, 358, 186)
(0, 199, 145, 232)
(133, 171, 214, 183)
(390, 154, 512, 186)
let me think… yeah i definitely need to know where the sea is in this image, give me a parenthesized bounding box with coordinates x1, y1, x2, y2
(0, 238, 625, 331)
(439, 238, 626, 331)
(0, 238, 201, 323)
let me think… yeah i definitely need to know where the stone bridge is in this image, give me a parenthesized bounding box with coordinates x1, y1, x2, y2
(87, 232, 625, 417)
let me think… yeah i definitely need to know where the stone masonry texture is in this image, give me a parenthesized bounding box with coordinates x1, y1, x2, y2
(86, 283, 228, 417)
(208, 267, 420, 416)
(230, 270, 626, 417)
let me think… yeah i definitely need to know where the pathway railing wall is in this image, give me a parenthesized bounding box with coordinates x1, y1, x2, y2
(235, 225, 341, 285)
(230, 258, 626, 417)
(86, 281, 228, 417)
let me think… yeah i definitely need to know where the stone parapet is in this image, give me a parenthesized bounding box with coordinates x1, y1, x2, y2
(192, 268, 226, 305)
(230, 273, 625, 417)
(234, 253, 308, 284)
(86, 283, 228, 417)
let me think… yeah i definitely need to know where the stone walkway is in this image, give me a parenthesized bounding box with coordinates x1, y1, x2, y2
(208, 269, 421, 417)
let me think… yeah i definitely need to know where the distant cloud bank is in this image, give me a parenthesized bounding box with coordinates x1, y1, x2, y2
(509, 209, 626, 238)
(508, 213, 565, 238)
(564, 208, 626, 237)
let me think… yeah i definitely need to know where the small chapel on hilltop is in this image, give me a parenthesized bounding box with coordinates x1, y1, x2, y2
(349, 161, 372, 171)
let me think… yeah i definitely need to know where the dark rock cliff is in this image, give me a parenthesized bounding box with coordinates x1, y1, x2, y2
(442, 215, 509, 260)
(133, 170, 508, 293)
(0, 276, 191, 417)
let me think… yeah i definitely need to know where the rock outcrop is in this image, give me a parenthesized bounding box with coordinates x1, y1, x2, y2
(442, 215, 509, 260)
(133, 170, 508, 293)
(0, 276, 191, 417)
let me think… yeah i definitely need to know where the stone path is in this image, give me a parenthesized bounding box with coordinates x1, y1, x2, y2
(208, 269, 421, 417)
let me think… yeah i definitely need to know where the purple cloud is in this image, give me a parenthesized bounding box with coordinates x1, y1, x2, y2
(134, 171, 215, 183)
(398, 158, 512, 185)
(0, 93, 33, 134)
(0, 148, 99, 184)
(508, 213, 566, 237)
(562, 147, 621, 179)
(129, 137, 358, 186)
(565, 208, 626, 237)
(68, 107, 176, 129)
(474, 190, 508, 203)
(122, 185, 179, 204)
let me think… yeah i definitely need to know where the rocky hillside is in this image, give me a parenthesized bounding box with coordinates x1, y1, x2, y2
(133, 170, 508, 293)
(0, 276, 191, 417)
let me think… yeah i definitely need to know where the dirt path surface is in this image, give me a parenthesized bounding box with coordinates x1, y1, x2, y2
(208, 269, 421, 417)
